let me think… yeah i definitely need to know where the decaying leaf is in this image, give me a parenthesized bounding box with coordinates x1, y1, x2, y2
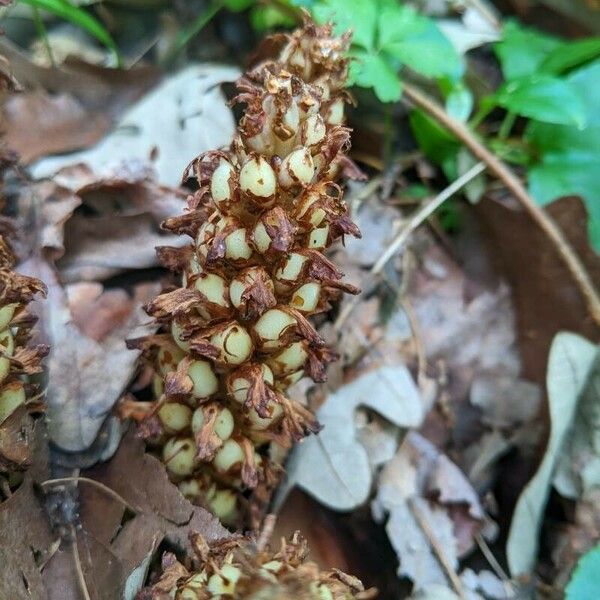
(281, 364, 424, 511)
(31, 262, 159, 453)
(32, 65, 240, 187)
(410, 583, 462, 600)
(372, 432, 484, 589)
(42, 429, 229, 600)
(13, 158, 187, 454)
(3, 90, 111, 163)
(470, 375, 541, 430)
(507, 332, 598, 577)
(356, 411, 404, 469)
(386, 497, 458, 590)
(0, 421, 56, 600)
(20, 160, 186, 281)
(343, 200, 400, 268)
(547, 344, 600, 586)
(554, 352, 600, 499)
(460, 568, 508, 599)
(476, 197, 600, 384)
(0, 39, 158, 121)
(409, 568, 509, 600)
(410, 252, 517, 373)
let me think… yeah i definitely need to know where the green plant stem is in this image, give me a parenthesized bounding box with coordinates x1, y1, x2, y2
(31, 5, 56, 67)
(469, 101, 494, 129)
(20, 0, 121, 66)
(498, 111, 516, 140)
(164, 1, 224, 65)
(402, 81, 600, 327)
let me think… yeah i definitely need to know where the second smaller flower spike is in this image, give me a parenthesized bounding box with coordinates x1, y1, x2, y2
(0, 234, 48, 494)
(125, 16, 362, 527)
(137, 530, 377, 599)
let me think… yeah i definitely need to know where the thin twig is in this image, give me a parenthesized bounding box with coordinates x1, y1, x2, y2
(374, 161, 485, 275)
(256, 514, 277, 552)
(335, 161, 486, 330)
(402, 82, 600, 326)
(71, 526, 91, 600)
(409, 498, 466, 599)
(41, 477, 137, 514)
(475, 532, 517, 597)
(400, 297, 427, 384)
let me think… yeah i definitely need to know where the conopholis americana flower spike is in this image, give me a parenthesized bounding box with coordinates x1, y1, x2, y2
(125, 16, 362, 528)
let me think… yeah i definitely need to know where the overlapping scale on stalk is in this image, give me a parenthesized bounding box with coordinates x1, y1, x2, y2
(126, 18, 361, 527)
(0, 235, 48, 491)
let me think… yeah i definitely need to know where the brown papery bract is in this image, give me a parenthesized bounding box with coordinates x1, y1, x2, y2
(126, 17, 361, 529)
(0, 236, 48, 491)
(137, 531, 377, 599)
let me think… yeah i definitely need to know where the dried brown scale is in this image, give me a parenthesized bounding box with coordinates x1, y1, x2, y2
(137, 531, 376, 600)
(126, 18, 361, 527)
(0, 233, 47, 494)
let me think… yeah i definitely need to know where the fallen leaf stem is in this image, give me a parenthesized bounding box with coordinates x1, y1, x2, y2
(409, 497, 466, 599)
(41, 476, 137, 514)
(474, 532, 515, 594)
(335, 161, 486, 330)
(402, 81, 600, 327)
(71, 526, 92, 600)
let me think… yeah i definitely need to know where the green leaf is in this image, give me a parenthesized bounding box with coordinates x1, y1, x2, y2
(525, 59, 600, 251)
(488, 138, 531, 166)
(445, 83, 473, 122)
(566, 543, 600, 600)
(250, 4, 295, 31)
(494, 20, 561, 80)
(527, 123, 600, 251)
(378, 5, 462, 79)
(457, 148, 485, 204)
(409, 109, 460, 172)
(313, 0, 377, 51)
(349, 49, 401, 102)
(224, 0, 255, 11)
(166, 1, 223, 62)
(402, 184, 429, 201)
(494, 75, 586, 127)
(541, 37, 600, 75)
(20, 0, 120, 65)
(569, 59, 600, 126)
(377, 3, 421, 49)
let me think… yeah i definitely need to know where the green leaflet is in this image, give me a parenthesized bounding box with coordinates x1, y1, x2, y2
(566, 543, 600, 600)
(313, 0, 461, 102)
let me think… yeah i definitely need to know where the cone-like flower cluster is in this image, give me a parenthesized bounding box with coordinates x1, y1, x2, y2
(126, 18, 361, 525)
(0, 234, 48, 490)
(138, 531, 375, 599)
